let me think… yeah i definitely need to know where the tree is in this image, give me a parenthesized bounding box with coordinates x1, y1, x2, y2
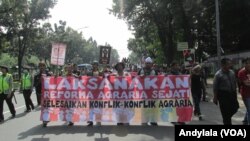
(30, 22, 54, 63)
(0, 0, 57, 79)
(32, 21, 119, 66)
(220, 0, 250, 52)
(0, 53, 17, 67)
(111, 0, 201, 65)
(113, 0, 250, 64)
(194, 0, 250, 59)
(109, 48, 119, 65)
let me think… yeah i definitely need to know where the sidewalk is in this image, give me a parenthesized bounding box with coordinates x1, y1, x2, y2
(206, 78, 244, 106)
(189, 78, 246, 125)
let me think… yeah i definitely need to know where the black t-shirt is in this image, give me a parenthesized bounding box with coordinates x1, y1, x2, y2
(191, 74, 203, 94)
(34, 71, 50, 93)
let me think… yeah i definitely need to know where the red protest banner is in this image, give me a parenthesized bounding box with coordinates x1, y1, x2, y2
(40, 75, 193, 123)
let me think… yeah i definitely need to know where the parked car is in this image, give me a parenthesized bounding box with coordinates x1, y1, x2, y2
(78, 63, 92, 74)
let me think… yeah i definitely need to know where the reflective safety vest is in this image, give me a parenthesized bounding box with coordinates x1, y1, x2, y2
(0, 73, 12, 94)
(22, 74, 32, 90)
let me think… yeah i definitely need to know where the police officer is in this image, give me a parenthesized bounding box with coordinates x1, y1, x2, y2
(0, 65, 16, 122)
(21, 68, 34, 112)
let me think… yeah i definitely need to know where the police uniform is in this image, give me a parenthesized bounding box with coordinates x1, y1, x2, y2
(21, 70, 34, 112)
(0, 65, 16, 122)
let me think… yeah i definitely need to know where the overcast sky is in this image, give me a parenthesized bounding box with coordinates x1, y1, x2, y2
(48, 0, 133, 60)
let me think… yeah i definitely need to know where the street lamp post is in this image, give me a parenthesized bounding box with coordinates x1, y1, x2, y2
(215, 0, 221, 67)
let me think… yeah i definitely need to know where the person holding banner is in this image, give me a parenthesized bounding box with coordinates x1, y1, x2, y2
(21, 68, 34, 112)
(0, 65, 16, 122)
(169, 61, 186, 125)
(138, 57, 158, 126)
(87, 61, 102, 126)
(103, 65, 113, 76)
(34, 62, 51, 127)
(102, 65, 113, 79)
(64, 63, 79, 126)
(114, 62, 130, 77)
(114, 62, 132, 126)
(34, 62, 50, 106)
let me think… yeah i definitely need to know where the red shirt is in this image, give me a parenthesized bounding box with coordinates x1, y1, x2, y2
(238, 68, 250, 98)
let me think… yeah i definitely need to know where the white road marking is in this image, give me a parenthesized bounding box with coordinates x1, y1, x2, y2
(3, 98, 37, 114)
(3, 105, 27, 114)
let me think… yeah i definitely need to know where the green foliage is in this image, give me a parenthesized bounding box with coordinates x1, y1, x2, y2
(0, 0, 57, 78)
(30, 20, 119, 65)
(0, 53, 39, 68)
(128, 52, 141, 65)
(24, 55, 40, 65)
(0, 53, 17, 67)
(110, 48, 119, 65)
(219, 0, 250, 52)
(111, 0, 195, 64)
(113, 0, 250, 64)
(0, 0, 121, 77)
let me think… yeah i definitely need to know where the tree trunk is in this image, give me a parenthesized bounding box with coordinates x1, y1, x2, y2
(157, 26, 175, 66)
(180, 2, 194, 49)
(18, 36, 23, 80)
(166, 13, 175, 65)
(166, 35, 174, 65)
(17, 35, 27, 80)
(18, 54, 22, 80)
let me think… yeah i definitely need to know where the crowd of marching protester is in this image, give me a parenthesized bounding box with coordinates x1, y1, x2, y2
(0, 57, 249, 127)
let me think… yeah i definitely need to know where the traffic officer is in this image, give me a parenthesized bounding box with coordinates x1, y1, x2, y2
(21, 68, 34, 112)
(0, 65, 16, 122)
